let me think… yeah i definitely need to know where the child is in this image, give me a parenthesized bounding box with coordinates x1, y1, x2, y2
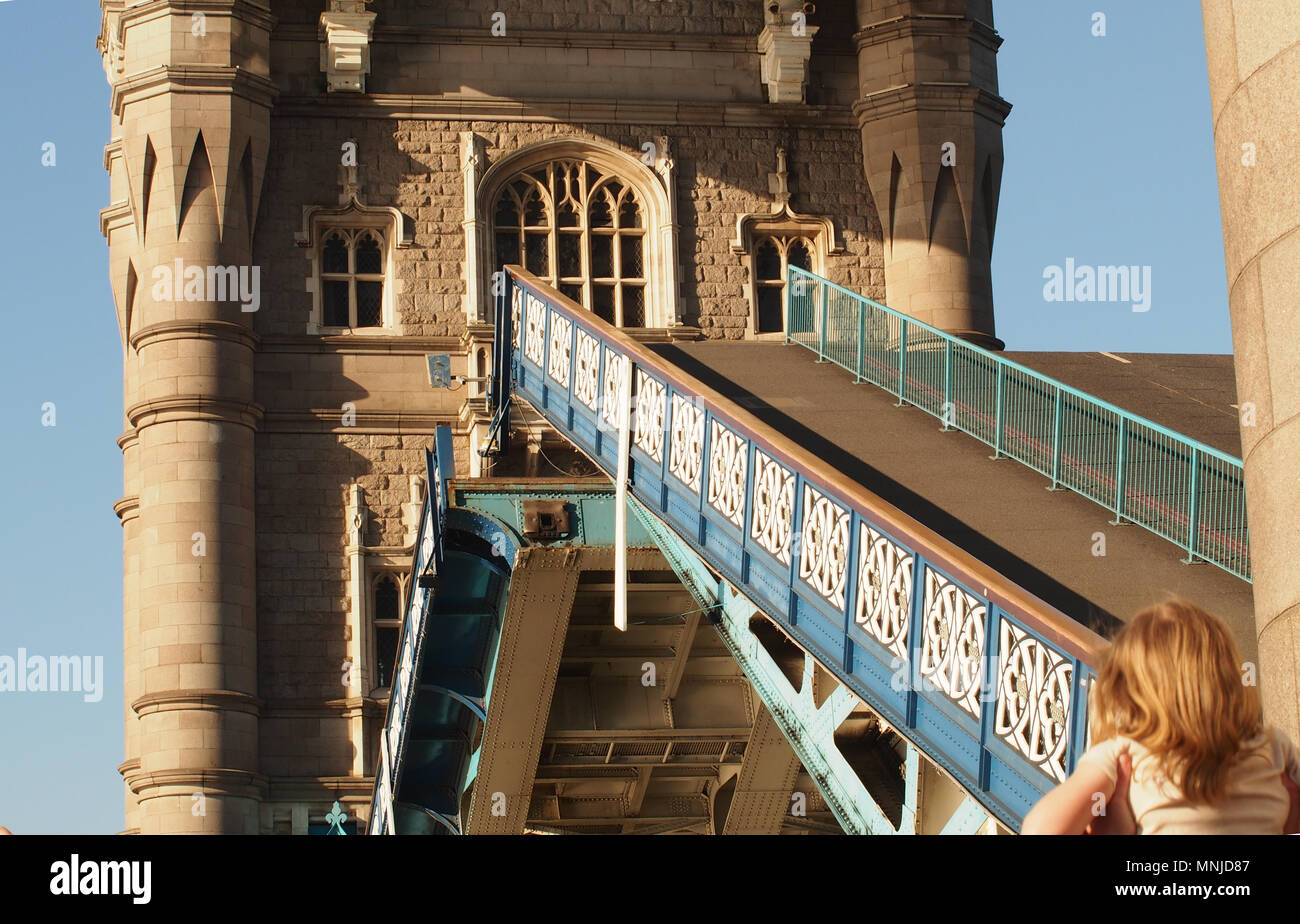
(1022, 598, 1300, 834)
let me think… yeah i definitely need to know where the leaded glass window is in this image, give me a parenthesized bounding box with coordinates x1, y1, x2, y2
(754, 234, 814, 334)
(373, 574, 401, 689)
(319, 228, 387, 329)
(492, 161, 648, 327)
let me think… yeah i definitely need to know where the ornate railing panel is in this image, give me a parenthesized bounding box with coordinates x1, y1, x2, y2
(498, 266, 1105, 828)
(786, 266, 1251, 583)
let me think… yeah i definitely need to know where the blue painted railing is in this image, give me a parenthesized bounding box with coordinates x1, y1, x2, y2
(498, 265, 1106, 829)
(787, 266, 1251, 583)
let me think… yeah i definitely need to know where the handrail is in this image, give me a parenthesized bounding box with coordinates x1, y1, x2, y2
(510, 267, 1104, 665)
(502, 264, 1107, 824)
(786, 265, 1251, 583)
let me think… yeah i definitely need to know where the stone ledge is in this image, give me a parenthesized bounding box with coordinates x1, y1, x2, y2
(133, 688, 265, 718)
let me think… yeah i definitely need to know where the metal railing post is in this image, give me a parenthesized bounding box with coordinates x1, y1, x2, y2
(896, 321, 908, 406)
(942, 339, 953, 430)
(856, 295, 867, 383)
(1183, 447, 1201, 563)
(1111, 416, 1128, 525)
(817, 281, 829, 362)
(991, 363, 1004, 459)
(1049, 385, 1064, 490)
(786, 267, 797, 345)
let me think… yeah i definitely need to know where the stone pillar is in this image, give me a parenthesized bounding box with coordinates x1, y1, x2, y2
(1201, 1, 1300, 743)
(852, 0, 1010, 348)
(99, 0, 276, 833)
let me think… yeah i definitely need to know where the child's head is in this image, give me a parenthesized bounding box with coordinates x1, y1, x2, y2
(1089, 597, 1260, 805)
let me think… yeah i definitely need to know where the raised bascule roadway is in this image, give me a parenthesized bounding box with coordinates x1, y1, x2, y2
(651, 340, 1253, 653)
(369, 266, 1254, 836)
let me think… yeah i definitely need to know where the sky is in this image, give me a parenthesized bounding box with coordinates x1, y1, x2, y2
(0, 0, 1231, 834)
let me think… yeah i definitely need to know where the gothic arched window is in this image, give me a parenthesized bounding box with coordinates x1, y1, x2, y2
(754, 234, 814, 334)
(372, 573, 401, 689)
(492, 161, 648, 327)
(320, 228, 387, 329)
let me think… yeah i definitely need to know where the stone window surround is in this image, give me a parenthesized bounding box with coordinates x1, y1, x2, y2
(471, 135, 681, 329)
(296, 197, 413, 336)
(492, 159, 650, 326)
(732, 211, 840, 338)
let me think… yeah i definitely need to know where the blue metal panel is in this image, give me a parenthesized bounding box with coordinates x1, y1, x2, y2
(912, 699, 982, 789)
(844, 632, 908, 721)
(701, 518, 745, 576)
(986, 756, 1039, 828)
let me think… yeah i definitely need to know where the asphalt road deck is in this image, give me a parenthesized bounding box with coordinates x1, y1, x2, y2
(649, 341, 1255, 656)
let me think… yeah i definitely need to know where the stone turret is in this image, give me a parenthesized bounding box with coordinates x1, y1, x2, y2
(1201, 0, 1300, 745)
(852, 0, 1010, 348)
(99, 0, 275, 834)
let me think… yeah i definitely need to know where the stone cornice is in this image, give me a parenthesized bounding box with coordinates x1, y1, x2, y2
(113, 495, 141, 524)
(120, 0, 276, 35)
(458, 396, 490, 430)
(274, 22, 756, 53)
(123, 766, 270, 800)
(634, 325, 703, 342)
(265, 777, 377, 804)
(112, 65, 279, 118)
(133, 688, 265, 718)
(852, 84, 1012, 125)
(99, 199, 133, 239)
(132, 319, 261, 353)
(263, 696, 389, 720)
(127, 395, 265, 430)
(259, 408, 463, 435)
(853, 13, 1003, 54)
(257, 334, 462, 353)
(271, 95, 858, 128)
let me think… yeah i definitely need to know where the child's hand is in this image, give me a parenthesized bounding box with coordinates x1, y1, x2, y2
(1086, 750, 1136, 835)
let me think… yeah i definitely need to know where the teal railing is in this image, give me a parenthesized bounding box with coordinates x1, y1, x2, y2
(786, 266, 1251, 583)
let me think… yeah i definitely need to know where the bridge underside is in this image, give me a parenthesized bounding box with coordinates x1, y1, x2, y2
(449, 484, 995, 836)
(474, 550, 845, 835)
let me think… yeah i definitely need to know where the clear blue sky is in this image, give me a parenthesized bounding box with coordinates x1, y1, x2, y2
(0, 0, 1230, 834)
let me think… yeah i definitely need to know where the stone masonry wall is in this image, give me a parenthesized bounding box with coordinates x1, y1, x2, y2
(249, 0, 884, 793)
(255, 117, 882, 339)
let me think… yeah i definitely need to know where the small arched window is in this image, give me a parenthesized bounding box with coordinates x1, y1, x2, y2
(492, 160, 648, 327)
(753, 234, 814, 334)
(372, 574, 401, 689)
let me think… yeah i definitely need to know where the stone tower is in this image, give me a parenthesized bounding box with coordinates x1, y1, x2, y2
(99, 1, 273, 834)
(1201, 0, 1300, 744)
(98, 0, 1011, 834)
(852, 0, 1010, 348)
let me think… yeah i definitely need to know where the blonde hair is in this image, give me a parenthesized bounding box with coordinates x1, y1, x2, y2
(1088, 598, 1260, 805)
